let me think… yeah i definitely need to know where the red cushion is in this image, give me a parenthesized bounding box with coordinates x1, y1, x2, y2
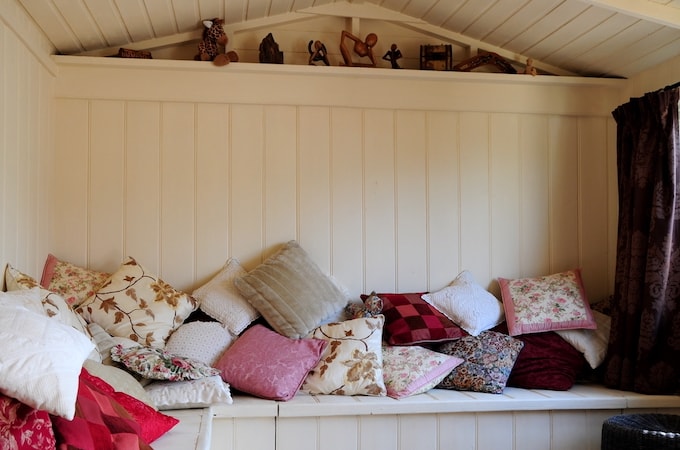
(363, 292, 467, 345)
(0, 393, 56, 449)
(81, 369, 178, 443)
(51, 368, 173, 450)
(495, 323, 587, 390)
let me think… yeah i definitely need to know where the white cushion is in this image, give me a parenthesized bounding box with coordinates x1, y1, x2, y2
(556, 310, 611, 369)
(192, 258, 259, 335)
(421, 270, 505, 336)
(144, 375, 233, 410)
(165, 321, 234, 366)
(0, 303, 95, 419)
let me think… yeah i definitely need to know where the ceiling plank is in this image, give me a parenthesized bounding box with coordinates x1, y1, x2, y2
(580, 0, 680, 28)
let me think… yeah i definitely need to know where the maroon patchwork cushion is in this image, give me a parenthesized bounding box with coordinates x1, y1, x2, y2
(51, 369, 154, 450)
(0, 393, 56, 449)
(363, 292, 467, 345)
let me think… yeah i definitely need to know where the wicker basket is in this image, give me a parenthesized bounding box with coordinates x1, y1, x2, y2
(602, 414, 680, 449)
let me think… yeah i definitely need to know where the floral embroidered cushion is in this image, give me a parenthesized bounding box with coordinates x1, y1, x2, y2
(111, 344, 220, 381)
(498, 269, 597, 336)
(0, 392, 56, 449)
(40, 254, 110, 308)
(76, 257, 198, 348)
(303, 316, 387, 396)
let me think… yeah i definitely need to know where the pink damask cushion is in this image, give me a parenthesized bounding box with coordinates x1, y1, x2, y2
(0, 393, 56, 449)
(498, 269, 597, 336)
(215, 324, 327, 401)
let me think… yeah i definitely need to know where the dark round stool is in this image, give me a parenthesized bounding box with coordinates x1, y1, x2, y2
(602, 414, 680, 449)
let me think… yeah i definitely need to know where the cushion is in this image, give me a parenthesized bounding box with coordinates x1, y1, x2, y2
(0, 287, 45, 315)
(0, 392, 56, 449)
(111, 344, 221, 381)
(497, 324, 587, 390)
(215, 324, 327, 401)
(303, 316, 387, 396)
(76, 257, 198, 348)
(0, 303, 95, 419)
(436, 330, 524, 394)
(50, 369, 154, 450)
(165, 321, 234, 366)
(498, 269, 597, 336)
(144, 375, 233, 410)
(234, 240, 348, 339)
(4, 264, 40, 291)
(79, 369, 178, 443)
(83, 359, 155, 408)
(382, 345, 464, 399)
(40, 253, 110, 307)
(192, 258, 260, 335)
(555, 310, 611, 369)
(420, 270, 505, 336)
(371, 292, 467, 345)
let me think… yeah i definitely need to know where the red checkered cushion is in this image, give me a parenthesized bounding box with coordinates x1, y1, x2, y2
(362, 292, 467, 345)
(51, 369, 153, 450)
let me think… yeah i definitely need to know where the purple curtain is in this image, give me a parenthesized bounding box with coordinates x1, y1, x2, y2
(603, 86, 680, 394)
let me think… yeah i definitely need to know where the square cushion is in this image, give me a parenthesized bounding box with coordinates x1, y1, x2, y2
(50, 369, 154, 450)
(436, 331, 524, 394)
(0, 303, 95, 419)
(303, 316, 387, 396)
(76, 257, 198, 348)
(192, 258, 260, 335)
(372, 292, 467, 345)
(234, 241, 348, 339)
(0, 392, 56, 449)
(215, 324, 327, 401)
(80, 369, 178, 443)
(498, 269, 597, 336)
(165, 321, 234, 366)
(555, 310, 611, 369)
(82, 359, 155, 409)
(40, 253, 110, 308)
(493, 323, 587, 391)
(111, 344, 221, 381)
(4, 264, 40, 291)
(382, 345, 463, 399)
(144, 375, 233, 410)
(420, 270, 505, 336)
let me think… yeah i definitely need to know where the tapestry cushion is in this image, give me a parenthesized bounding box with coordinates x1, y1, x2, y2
(192, 257, 260, 335)
(50, 369, 154, 450)
(215, 324, 327, 401)
(555, 310, 611, 369)
(303, 316, 387, 396)
(498, 269, 597, 336)
(111, 344, 221, 381)
(436, 330, 524, 394)
(76, 257, 198, 348)
(165, 321, 234, 366)
(372, 292, 467, 345)
(234, 240, 348, 339)
(144, 375, 233, 410)
(40, 253, 110, 308)
(0, 392, 56, 450)
(382, 345, 464, 399)
(0, 303, 94, 419)
(420, 270, 505, 336)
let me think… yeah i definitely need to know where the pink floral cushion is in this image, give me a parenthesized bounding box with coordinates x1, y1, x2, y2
(382, 345, 463, 399)
(498, 269, 597, 336)
(40, 254, 110, 308)
(111, 344, 220, 381)
(215, 324, 327, 401)
(0, 393, 56, 449)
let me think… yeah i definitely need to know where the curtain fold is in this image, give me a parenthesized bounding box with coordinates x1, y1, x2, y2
(603, 86, 680, 394)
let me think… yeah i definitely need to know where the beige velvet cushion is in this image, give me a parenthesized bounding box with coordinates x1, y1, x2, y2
(234, 241, 348, 339)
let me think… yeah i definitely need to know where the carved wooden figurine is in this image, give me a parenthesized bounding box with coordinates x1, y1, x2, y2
(382, 43, 402, 69)
(308, 40, 330, 66)
(339, 30, 377, 67)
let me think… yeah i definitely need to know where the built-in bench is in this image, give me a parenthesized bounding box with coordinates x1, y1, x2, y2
(205, 384, 680, 450)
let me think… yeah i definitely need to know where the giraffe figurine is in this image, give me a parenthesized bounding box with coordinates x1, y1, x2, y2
(196, 18, 238, 66)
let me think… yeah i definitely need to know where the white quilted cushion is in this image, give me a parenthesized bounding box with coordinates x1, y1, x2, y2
(0, 303, 95, 419)
(165, 321, 234, 366)
(192, 258, 260, 335)
(421, 270, 505, 336)
(144, 375, 233, 410)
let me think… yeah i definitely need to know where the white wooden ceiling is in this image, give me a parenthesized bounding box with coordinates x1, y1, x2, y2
(17, 0, 680, 78)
